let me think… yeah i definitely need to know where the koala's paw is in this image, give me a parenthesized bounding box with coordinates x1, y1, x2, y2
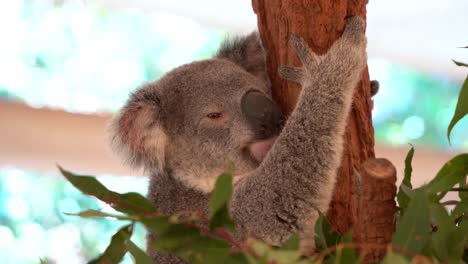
(278, 34, 321, 84)
(278, 65, 305, 84)
(342, 16, 366, 46)
(335, 16, 367, 70)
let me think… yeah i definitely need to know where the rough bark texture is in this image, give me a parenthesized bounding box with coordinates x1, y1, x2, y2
(252, 0, 396, 261)
(355, 158, 397, 263)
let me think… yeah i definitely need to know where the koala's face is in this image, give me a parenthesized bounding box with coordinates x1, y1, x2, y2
(111, 34, 283, 193)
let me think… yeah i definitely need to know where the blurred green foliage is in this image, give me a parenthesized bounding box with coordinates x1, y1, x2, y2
(58, 148, 468, 263)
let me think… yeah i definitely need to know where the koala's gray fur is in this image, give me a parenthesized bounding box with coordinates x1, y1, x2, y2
(110, 17, 367, 263)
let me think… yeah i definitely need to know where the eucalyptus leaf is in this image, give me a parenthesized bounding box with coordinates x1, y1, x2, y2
(88, 224, 133, 264)
(314, 211, 341, 250)
(447, 220, 468, 262)
(65, 210, 135, 220)
(59, 166, 156, 215)
(459, 179, 468, 200)
(151, 223, 201, 251)
(397, 146, 414, 211)
(209, 173, 235, 230)
(249, 238, 301, 264)
(453, 60, 468, 67)
(426, 154, 468, 201)
(280, 233, 300, 250)
(381, 251, 410, 264)
(392, 188, 431, 253)
(126, 240, 153, 264)
(447, 75, 468, 143)
(452, 199, 468, 220)
(331, 232, 358, 264)
(430, 203, 456, 261)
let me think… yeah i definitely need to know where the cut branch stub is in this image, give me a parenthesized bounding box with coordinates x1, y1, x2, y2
(354, 158, 397, 263)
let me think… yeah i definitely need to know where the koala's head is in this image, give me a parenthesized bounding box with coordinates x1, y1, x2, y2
(110, 33, 283, 193)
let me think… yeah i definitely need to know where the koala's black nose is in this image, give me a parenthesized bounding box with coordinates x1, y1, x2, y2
(241, 90, 284, 139)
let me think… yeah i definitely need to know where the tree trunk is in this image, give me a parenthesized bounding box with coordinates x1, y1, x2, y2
(252, 0, 396, 262)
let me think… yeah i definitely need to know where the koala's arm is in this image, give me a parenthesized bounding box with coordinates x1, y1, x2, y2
(230, 17, 368, 245)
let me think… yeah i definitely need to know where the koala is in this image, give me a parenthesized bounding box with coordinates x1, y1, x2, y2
(110, 17, 367, 263)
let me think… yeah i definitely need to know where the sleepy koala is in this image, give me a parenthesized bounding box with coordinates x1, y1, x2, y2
(110, 16, 367, 263)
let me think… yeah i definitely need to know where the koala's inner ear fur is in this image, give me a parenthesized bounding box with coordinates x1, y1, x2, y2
(110, 89, 167, 170)
(216, 32, 268, 84)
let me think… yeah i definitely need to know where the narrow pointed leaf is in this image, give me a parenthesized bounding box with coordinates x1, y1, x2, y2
(210, 173, 235, 230)
(332, 232, 358, 264)
(448, 75, 468, 143)
(381, 251, 410, 264)
(426, 154, 468, 201)
(430, 203, 456, 261)
(453, 60, 468, 67)
(88, 224, 133, 264)
(397, 146, 414, 211)
(59, 166, 156, 215)
(447, 220, 468, 261)
(452, 199, 468, 220)
(392, 188, 431, 253)
(459, 179, 468, 200)
(65, 210, 135, 220)
(126, 240, 153, 264)
(280, 233, 300, 250)
(314, 211, 340, 250)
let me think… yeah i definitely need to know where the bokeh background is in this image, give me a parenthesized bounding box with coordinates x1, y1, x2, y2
(0, 0, 467, 263)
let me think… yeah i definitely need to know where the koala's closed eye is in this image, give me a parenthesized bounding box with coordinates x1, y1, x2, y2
(206, 112, 223, 119)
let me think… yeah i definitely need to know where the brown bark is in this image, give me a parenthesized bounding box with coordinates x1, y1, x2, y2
(355, 158, 397, 263)
(252, 0, 396, 261)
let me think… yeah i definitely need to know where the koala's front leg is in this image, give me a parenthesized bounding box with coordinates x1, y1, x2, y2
(231, 17, 367, 247)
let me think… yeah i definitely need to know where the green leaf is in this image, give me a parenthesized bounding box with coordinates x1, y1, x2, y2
(459, 179, 468, 200)
(381, 251, 410, 264)
(151, 223, 201, 251)
(448, 75, 468, 143)
(447, 220, 468, 261)
(126, 240, 153, 264)
(221, 254, 250, 264)
(140, 215, 171, 234)
(39, 258, 53, 264)
(430, 203, 456, 261)
(314, 211, 341, 250)
(426, 154, 468, 201)
(191, 247, 231, 264)
(332, 232, 358, 264)
(397, 146, 414, 211)
(89, 224, 133, 264)
(59, 166, 156, 215)
(209, 173, 235, 230)
(453, 60, 468, 67)
(65, 210, 135, 220)
(280, 233, 300, 250)
(452, 198, 468, 220)
(392, 188, 431, 253)
(249, 238, 301, 264)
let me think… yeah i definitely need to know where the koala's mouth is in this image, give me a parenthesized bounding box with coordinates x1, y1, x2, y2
(248, 136, 277, 161)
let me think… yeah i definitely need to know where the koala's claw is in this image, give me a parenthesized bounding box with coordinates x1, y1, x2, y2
(278, 65, 305, 84)
(289, 33, 320, 69)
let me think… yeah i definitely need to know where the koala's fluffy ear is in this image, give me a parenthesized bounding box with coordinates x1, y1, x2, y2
(216, 32, 268, 84)
(109, 87, 167, 170)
